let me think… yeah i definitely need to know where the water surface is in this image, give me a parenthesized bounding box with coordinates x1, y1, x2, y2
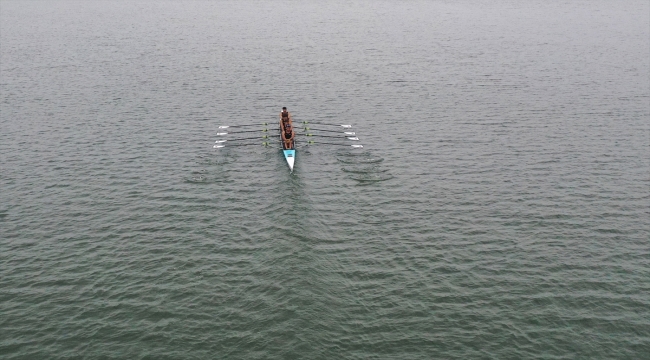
(1, 0, 648, 358)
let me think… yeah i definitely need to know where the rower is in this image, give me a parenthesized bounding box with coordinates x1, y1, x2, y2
(281, 121, 294, 149)
(280, 107, 294, 149)
(280, 107, 290, 121)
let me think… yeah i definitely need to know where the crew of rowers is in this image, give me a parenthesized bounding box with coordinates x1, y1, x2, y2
(280, 107, 294, 150)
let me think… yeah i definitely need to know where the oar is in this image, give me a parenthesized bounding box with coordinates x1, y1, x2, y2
(214, 142, 274, 149)
(299, 133, 360, 141)
(217, 129, 270, 135)
(304, 140, 363, 148)
(215, 135, 270, 143)
(300, 121, 352, 128)
(218, 123, 270, 129)
(301, 127, 355, 135)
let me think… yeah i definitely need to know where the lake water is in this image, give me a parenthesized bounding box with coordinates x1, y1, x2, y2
(1, 0, 648, 358)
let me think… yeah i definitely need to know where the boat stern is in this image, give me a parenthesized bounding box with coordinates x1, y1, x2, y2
(283, 149, 295, 171)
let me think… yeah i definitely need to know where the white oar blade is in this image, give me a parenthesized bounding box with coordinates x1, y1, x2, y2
(213, 145, 225, 148)
(215, 140, 227, 143)
(351, 145, 363, 148)
(347, 137, 360, 141)
(344, 132, 355, 135)
(217, 132, 228, 136)
(340, 125, 352, 128)
(218, 126, 230, 129)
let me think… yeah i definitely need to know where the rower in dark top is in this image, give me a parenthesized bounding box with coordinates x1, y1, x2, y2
(281, 107, 291, 121)
(283, 120, 292, 136)
(281, 125, 294, 149)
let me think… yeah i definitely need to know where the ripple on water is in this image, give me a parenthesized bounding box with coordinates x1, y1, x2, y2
(1, 0, 648, 359)
(337, 152, 392, 183)
(336, 153, 385, 165)
(348, 173, 394, 183)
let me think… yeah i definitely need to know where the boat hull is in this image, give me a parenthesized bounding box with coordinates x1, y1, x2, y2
(280, 115, 295, 171)
(283, 149, 295, 171)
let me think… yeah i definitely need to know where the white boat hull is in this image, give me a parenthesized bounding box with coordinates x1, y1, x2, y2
(283, 149, 295, 171)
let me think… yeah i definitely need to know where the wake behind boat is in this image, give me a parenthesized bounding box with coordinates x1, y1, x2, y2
(214, 108, 363, 172)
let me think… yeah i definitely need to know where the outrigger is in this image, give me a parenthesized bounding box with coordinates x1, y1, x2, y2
(213, 109, 363, 172)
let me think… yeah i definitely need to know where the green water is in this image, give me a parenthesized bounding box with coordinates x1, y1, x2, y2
(1, 0, 648, 358)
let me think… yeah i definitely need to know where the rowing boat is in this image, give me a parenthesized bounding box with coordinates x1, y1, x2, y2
(214, 116, 363, 172)
(280, 114, 296, 171)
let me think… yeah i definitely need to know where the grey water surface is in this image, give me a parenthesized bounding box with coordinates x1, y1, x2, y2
(1, 0, 649, 359)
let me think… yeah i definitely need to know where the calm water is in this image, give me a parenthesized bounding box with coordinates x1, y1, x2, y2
(1, 0, 648, 358)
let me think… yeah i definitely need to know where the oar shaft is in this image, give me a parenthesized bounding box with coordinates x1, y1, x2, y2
(301, 121, 352, 128)
(217, 135, 270, 142)
(298, 133, 358, 140)
(220, 129, 269, 134)
(228, 143, 270, 147)
(214, 142, 275, 148)
(304, 141, 362, 147)
(301, 127, 354, 134)
(219, 123, 269, 129)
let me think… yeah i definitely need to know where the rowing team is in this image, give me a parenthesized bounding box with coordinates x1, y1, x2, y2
(280, 107, 294, 150)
